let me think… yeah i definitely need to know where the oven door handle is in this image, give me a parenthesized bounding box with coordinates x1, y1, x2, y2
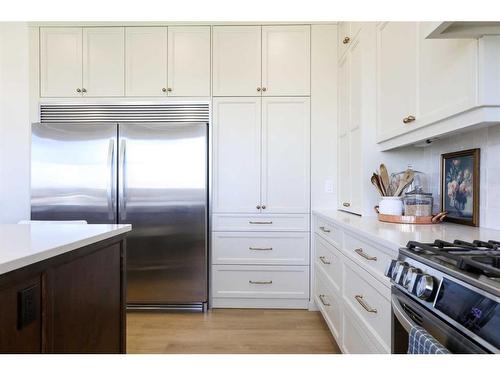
(392, 295, 418, 333)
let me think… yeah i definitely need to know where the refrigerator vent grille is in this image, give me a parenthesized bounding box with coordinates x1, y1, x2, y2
(40, 103, 210, 123)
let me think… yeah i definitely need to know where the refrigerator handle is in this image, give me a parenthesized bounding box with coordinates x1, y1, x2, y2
(119, 139, 127, 221)
(107, 139, 116, 220)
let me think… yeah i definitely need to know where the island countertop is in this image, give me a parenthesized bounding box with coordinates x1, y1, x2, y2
(0, 223, 131, 276)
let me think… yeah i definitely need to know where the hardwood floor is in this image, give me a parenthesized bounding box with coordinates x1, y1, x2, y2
(127, 308, 341, 354)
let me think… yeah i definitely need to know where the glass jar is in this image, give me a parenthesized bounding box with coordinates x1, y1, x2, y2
(403, 193, 433, 217)
(390, 165, 428, 196)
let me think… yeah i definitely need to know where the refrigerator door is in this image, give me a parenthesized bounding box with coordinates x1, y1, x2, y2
(31, 123, 118, 223)
(119, 123, 208, 306)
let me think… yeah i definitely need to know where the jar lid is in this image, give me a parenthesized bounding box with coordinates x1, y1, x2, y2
(404, 192, 433, 198)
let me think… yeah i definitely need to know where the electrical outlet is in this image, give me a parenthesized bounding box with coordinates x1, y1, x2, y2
(324, 179, 334, 194)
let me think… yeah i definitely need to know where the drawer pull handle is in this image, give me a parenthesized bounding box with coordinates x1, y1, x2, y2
(355, 295, 377, 313)
(319, 226, 331, 233)
(354, 248, 377, 261)
(249, 247, 273, 251)
(319, 256, 331, 265)
(342, 202, 351, 207)
(249, 221, 273, 225)
(249, 280, 273, 285)
(319, 294, 331, 306)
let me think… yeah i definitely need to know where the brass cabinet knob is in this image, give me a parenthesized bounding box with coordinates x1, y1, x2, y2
(257, 87, 261, 92)
(261, 205, 266, 209)
(82, 88, 87, 93)
(343, 202, 351, 207)
(403, 115, 416, 124)
(76, 88, 82, 93)
(343, 36, 351, 44)
(162, 88, 167, 93)
(256, 205, 261, 209)
(167, 88, 172, 92)
(262, 87, 267, 92)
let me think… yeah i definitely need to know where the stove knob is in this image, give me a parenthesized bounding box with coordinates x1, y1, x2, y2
(391, 261, 407, 282)
(403, 267, 419, 289)
(416, 275, 435, 301)
(385, 260, 397, 278)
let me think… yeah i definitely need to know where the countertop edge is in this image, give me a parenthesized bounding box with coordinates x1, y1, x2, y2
(0, 225, 131, 276)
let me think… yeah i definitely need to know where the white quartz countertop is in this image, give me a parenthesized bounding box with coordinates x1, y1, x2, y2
(0, 223, 131, 276)
(313, 209, 500, 254)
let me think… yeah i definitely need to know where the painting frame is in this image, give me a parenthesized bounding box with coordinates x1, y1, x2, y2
(440, 148, 480, 227)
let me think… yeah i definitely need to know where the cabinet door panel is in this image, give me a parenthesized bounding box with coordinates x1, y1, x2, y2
(338, 134, 350, 210)
(167, 26, 210, 96)
(125, 27, 167, 96)
(376, 22, 417, 141)
(262, 98, 310, 213)
(212, 26, 261, 96)
(418, 22, 477, 126)
(262, 26, 311, 96)
(83, 27, 124, 97)
(40, 27, 82, 97)
(212, 98, 262, 213)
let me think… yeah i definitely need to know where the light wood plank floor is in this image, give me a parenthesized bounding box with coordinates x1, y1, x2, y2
(127, 309, 341, 354)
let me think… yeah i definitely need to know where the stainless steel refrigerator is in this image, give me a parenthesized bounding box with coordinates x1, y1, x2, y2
(31, 121, 208, 309)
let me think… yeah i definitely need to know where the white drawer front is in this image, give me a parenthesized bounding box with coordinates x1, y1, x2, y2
(314, 215, 341, 248)
(212, 265, 309, 300)
(212, 232, 309, 265)
(212, 214, 310, 232)
(315, 266, 342, 341)
(343, 257, 391, 348)
(343, 231, 393, 281)
(314, 234, 342, 292)
(341, 307, 387, 354)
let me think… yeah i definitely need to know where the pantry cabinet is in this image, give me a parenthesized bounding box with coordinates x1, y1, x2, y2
(337, 31, 363, 215)
(212, 25, 310, 96)
(125, 27, 168, 97)
(213, 97, 310, 214)
(212, 98, 262, 214)
(40, 28, 83, 97)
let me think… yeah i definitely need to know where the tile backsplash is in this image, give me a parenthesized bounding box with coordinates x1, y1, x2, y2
(422, 124, 500, 230)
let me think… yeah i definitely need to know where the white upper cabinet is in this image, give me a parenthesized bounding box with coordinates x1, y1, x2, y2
(261, 26, 311, 96)
(167, 26, 211, 97)
(212, 26, 262, 96)
(212, 98, 262, 214)
(40, 28, 83, 97)
(376, 22, 417, 142)
(83, 28, 125, 97)
(125, 27, 168, 97)
(261, 97, 310, 214)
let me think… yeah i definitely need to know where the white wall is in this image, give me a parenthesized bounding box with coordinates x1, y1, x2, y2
(0, 22, 31, 224)
(421, 125, 500, 230)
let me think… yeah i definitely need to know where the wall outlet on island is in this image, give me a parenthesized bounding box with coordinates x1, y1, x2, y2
(324, 179, 334, 194)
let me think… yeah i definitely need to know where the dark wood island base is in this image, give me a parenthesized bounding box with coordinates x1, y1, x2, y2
(0, 235, 127, 353)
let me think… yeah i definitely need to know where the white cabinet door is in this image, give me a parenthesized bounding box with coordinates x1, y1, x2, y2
(82, 27, 124, 97)
(125, 27, 168, 96)
(417, 22, 477, 127)
(212, 98, 262, 213)
(261, 97, 310, 214)
(348, 37, 363, 215)
(167, 26, 210, 97)
(212, 26, 262, 96)
(262, 26, 311, 96)
(376, 22, 417, 142)
(40, 28, 82, 97)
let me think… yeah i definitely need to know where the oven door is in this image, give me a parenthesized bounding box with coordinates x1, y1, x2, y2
(391, 287, 489, 354)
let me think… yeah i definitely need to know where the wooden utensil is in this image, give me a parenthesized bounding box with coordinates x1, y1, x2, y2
(394, 169, 415, 197)
(379, 164, 391, 196)
(371, 174, 385, 196)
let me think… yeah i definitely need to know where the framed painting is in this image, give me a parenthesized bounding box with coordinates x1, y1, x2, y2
(440, 148, 480, 227)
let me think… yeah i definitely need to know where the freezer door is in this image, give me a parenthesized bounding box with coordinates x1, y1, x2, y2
(31, 123, 118, 223)
(119, 123, 208, 305)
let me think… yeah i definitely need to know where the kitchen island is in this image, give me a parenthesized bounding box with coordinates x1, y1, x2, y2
(0, 223, 131, 353)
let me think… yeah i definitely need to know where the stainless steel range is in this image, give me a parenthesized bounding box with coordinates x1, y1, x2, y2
(385, 239, 500, 354)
